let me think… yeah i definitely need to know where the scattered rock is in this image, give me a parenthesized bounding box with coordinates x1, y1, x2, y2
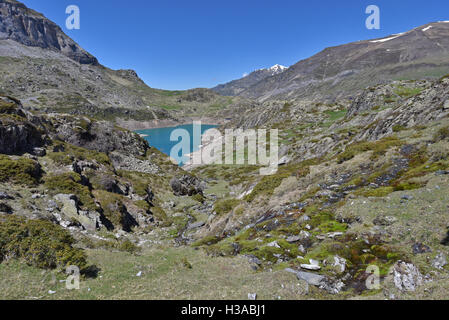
(393, 261, 423, 292)
(32, 147, 46, 157)
(278, 155, 291, 166)
(401, 195, 413, 201)
(248, 293, 257, 300)
(373, 215, 397, 226)
(432, 252, 447, 270)
(0, 192, 13, 200)
(327, 232, 343, 239)
(333, 255, 346, 273)
(299, 231, 310, 240)
(267, 241, 281, 249)
(412, 242, 431, 254)
(301, 259, 321, 271)
(286, 235, 301, 243)
(286, 268, 326, 286)
(246, 255, 262, 270)
(110, 152, 159, 175)
(186, 221, 205, 231)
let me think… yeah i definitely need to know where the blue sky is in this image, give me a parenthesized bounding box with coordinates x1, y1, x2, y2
(21, 0, 449, 90)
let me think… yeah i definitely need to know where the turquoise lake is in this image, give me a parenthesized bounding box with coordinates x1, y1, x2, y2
(136, 124, 217, 165)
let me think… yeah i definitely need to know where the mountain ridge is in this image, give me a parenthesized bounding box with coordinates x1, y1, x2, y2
(214, 21, 449, 102)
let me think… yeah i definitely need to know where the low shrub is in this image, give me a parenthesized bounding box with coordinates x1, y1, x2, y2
(0, 155, 41, 186)
(0, 216, 89, 272)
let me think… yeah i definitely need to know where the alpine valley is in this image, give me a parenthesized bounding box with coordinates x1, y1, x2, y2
(1, 0, 449, 300)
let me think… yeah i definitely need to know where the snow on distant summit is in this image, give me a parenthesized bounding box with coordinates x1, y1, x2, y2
(268, 64, 288, 74)
(257, 64, 289, 75)
(212, 64, 289, 96)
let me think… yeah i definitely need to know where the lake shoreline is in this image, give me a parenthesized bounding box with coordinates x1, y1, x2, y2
(116, 117, 225, 131)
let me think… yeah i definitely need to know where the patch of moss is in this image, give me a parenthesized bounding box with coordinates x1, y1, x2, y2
(355, 186, 395, 197)
(325, 109, 347, 122)
(192, 235, 222, 247)
(392, 124, 407, 132)
(394, 85, 423, 98)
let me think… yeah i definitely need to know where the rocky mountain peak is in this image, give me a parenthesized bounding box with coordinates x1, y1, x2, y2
(0, 0, 98, 64)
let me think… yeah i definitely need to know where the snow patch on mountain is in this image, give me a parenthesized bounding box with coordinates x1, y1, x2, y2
(370, 34, 401, 43)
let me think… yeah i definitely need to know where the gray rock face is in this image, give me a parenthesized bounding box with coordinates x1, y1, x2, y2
(0, 0, 98, 65)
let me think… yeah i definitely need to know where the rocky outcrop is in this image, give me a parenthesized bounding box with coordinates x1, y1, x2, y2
(53, 194, 103, 231)
(0, 0, 98, 65)
(46, 114, 150, 158)
(0, 96, 43, 154)
(109, 152, 159, 174)
(170, 175, 205, 196)
(349, 78, 449, 141)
